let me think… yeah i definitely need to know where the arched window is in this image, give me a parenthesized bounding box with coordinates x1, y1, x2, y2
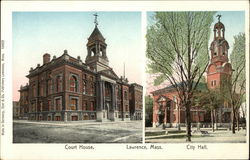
(83, 81, 86, 94)
(70, 76, 77, 92)
(56, 76, 62, 92)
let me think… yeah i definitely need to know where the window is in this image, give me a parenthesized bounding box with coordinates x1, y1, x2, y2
(46, 80, 49, 95)
(90, 101, 95, 111)
(32, 84, 36, 97)
(40, 83, 43, 96)
(124, 91, 128, 100)
(48, 100, 51, 111)
(56, 76, 62, 92)
(211, 80, 216, 86)
(70, 76, 77, 92)
(105, 84, 111, 97)
(125, 105, 129, 111)
(83, 81, 86, 94)
(55, 98, 61, 111)
(39, 102, 43, 111)
(70, 98, 77, 110)
(47, 79, 53, 95)
(213, 52, 217, 56)
(90, 83, 95, 96)
(83, 74, 87, 80)
(33, 103, 36, 112)
(82, 101, 87, 111)
(55, 116, 61, 121)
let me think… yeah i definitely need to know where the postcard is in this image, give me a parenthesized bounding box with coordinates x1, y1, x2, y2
(1, 1, 249, 160)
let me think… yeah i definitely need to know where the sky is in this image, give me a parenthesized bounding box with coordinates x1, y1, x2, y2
(146, 11, 245, 95)
(12, 12, 142, 101)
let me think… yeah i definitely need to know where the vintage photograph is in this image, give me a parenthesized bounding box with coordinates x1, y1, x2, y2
(12, 12, 143, 143)
(145, 11, 247, 143)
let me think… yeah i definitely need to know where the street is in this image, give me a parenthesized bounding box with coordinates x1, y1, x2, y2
(13, 120, 142, 143)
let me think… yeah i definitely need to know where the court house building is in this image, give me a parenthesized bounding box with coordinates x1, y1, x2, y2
(18, 17, 143, 122)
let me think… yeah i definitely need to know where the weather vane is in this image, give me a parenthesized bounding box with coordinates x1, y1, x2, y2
(93, 13, 98, 27)
(216, 14, 222, 22)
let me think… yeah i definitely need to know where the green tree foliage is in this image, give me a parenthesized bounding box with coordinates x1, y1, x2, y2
(222, 33, 246, 133)
(192, 87, 223, 132)
(146, 12, 216, 141)
(145, 95, 153, 127)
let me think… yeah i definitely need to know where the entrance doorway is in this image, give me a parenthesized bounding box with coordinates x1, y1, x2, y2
(159, 113, 164, 124)
(166, 101, 171, 123)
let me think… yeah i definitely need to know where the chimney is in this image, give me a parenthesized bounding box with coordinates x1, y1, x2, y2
(43, 53, 51, 64)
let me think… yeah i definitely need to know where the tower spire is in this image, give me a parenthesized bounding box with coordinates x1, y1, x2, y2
(93, 13, 98, 27)
(216, 14, 222, 22)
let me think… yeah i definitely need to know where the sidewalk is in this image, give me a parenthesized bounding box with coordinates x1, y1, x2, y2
(145, 128, 247, 143)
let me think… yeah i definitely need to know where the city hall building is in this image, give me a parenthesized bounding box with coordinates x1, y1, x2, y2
(19, 19, 143, 122)
(151, 17, 232, 128)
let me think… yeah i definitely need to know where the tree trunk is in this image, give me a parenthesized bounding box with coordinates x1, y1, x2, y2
(185, 103, 191, 142)
(231, 109, 236, 134)
(211, 109, 214, 132)
(197, 109, 200, 131)
(237, 111, 240, 131)
(214, 109, 218, 130)
(178, 105, 181, 131)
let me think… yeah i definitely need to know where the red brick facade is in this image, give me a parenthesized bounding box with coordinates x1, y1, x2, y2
(129, 83, 143, 120)
(19, 24, 142, 122)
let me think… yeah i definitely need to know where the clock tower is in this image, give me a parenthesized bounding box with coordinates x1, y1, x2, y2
(207, 15, 233, 126)
(207, 15, 232, 90)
